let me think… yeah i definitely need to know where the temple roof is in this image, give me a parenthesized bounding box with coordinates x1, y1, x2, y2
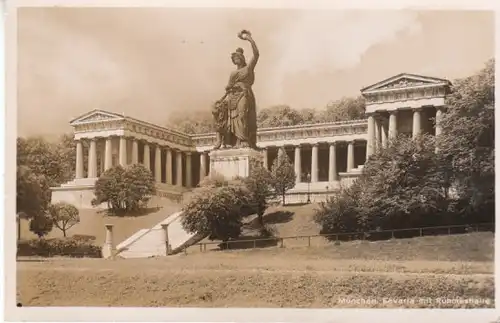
(361, 73, 452, 93)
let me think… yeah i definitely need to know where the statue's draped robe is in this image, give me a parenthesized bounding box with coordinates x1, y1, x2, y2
(223, 65, 258, 148)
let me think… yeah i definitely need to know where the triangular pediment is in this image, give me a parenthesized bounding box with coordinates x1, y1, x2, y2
(361, 73, 451, 92)
(70, 109, 125, 125)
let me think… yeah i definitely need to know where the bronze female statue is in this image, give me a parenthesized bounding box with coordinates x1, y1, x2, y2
(213, 30, 259, 149)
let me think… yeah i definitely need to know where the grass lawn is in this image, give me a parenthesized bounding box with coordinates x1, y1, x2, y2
(17, 232, 494, 308)
(18, 196, 182, 245)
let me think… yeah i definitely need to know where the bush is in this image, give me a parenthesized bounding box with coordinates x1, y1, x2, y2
(314, 180, 366, 240)
(29, 215, 53, 238)
(181, 175, 254, 242)
(17, 238, 102, 258)
(314, 134, 473, 239)
(92, 164, 156, 214)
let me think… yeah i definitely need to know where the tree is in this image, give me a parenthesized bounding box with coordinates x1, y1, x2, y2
(270, 148, 296, 205)
(49, 202, 80, 237)
(29, 214, 53, 238)
(439, 58, 494, 221)
(257, 105, 306, 128)
(92, 164, 156, 214)
(17, 166, 51, 219)
(181, 176, 253, 242)
(242, 157, 276, 228)
(17, 137, 66, 187)
(359, 134, 449, 229)
(316, 96, 366, 123)
(165, 109, 215, 134)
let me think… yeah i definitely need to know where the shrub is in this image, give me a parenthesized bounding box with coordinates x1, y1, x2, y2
(315, 134, 460, 239)
(181, 176, 254, 242)
(17, 238, 102, 258)
(29, 215, 53, 238)
(92, 164, 156, 214)
(314, 180, 365, 240)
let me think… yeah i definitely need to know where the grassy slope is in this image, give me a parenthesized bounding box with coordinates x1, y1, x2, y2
(19, 196, 182, 245)
(255, 203, 322, 237)
(17, 232, 494, 308)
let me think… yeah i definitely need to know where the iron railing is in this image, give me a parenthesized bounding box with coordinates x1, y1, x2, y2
(182, 222, 494, 254)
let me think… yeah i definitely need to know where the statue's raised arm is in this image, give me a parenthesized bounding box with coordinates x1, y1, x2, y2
(238, 30, 259, 71)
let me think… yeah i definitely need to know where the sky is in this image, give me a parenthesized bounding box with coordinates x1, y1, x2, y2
(17, 8, 494, 137)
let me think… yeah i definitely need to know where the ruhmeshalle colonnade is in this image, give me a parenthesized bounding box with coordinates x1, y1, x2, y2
(51, 73, 451, 208)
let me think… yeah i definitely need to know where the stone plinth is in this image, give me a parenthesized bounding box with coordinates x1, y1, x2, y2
(209, 148, 263, 179)
(102, 224, 115, 259)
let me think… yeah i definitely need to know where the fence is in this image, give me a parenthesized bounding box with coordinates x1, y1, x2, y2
(183, 222, 495, 255)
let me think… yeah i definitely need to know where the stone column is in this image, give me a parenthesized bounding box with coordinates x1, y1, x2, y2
(75, 140, 83, 179)
(381, 122, 388, 148)
(328, 142, 338, 182)
(347, 141, 355, 172)
(99, 143, 105, 174)
(366, 114, 375, 158)
(185, 152, 192, 188)
(161, 223, 171, 255)
(388, 111, 398, 141)
(104, 137, 112, 170)
(155, 145, 162, 183)
(143, 143, 151, 170)
(199, 152, 207, 181)
(131, 139, 139, 164)
(165, 148, 173, 185)
(294, 146, 301, 184)
(412, 108, 422, 139)
(262, 148, 268, 170)
(311, 144, 318, 183)
(119, 136, 127, 166)
(435, 106, 444, 137)
(102, 224, 115, 259)
(374, 118, 380, 150)
(176, 150, 183, 187)
(87, 139, 97, 178)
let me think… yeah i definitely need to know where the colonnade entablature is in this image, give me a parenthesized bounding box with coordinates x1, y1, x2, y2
(70, 110, 195, 152)
(192, 119, 369, 152)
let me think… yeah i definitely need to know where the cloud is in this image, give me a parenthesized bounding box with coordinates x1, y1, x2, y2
(265, 10, 422, 104)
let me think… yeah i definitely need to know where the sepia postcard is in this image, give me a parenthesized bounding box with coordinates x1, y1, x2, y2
(5, 0, 499, 322)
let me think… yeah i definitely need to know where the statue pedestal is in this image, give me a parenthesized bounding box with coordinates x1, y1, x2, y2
(209, 148, 263, 179)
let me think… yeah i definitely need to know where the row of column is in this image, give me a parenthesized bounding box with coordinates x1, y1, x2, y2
(259, 141, 360, 184)
(366, 106, 444, 158)
(75, 137, 193, 188)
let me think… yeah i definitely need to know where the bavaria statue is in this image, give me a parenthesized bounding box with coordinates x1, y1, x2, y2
(212, 29, 259, 149)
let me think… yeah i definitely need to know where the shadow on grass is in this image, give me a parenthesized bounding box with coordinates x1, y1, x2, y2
(263, 210, 294, 224)
(98, 206, 162, 217)
(216, 235, 280, 251)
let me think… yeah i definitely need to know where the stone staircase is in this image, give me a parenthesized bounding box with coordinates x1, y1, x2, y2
(116, 211, 204, 258)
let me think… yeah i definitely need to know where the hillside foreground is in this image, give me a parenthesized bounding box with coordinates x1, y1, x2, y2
(17, 232, 494, 308)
